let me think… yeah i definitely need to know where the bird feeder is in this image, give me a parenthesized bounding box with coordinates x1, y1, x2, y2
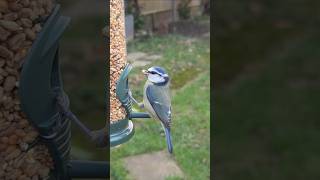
(109, 0, 150, 148)
(19, 5, 108, 179)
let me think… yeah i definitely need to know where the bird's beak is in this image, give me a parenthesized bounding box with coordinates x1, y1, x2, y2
(142, 69, 148, 76)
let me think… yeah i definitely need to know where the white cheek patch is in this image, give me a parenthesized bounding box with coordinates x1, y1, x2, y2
(148, 74, 165, 83)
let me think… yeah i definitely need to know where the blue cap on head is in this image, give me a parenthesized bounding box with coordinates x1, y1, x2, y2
(148, 66, 168, 77)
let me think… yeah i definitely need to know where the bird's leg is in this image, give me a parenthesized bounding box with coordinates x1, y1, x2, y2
(54, 90, 108, 147)
(55, 93, 92, 138)
(139, 103, 144, 109)
(65, 110, 108, 147)
(59, 103, 108, 147)
(66, 111, 93, 138)
(128, 89, 144, 109)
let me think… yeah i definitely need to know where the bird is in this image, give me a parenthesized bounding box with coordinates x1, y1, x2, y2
(129, 66, 173, 153)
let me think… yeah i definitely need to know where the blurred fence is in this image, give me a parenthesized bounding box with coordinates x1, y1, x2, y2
(132, 0, 203, 34)
(139, 0, 201, 15)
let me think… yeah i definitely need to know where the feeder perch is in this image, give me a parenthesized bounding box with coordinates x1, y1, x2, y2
(19, 5, 108, 179)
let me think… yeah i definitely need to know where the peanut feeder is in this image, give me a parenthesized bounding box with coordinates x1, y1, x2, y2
(109, 0, 151, 147)
(109, 0, 135, 147)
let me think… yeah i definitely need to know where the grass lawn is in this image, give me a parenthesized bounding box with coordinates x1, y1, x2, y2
(110, 34, 210, 179)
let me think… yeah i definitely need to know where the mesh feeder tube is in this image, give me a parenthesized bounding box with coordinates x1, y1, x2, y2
(110, 0, 134, 147)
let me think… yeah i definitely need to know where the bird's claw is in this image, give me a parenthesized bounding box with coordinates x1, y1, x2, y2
(138, 103, 144, 109)
(128, 89, 132, 98)
(128, 89, 143, 109)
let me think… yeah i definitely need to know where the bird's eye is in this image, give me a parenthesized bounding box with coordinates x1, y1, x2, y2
(149, 71, 156, 74)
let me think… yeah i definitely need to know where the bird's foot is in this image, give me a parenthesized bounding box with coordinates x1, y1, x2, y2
(138, 103, 144, 109)
(91, 128, 109, 148)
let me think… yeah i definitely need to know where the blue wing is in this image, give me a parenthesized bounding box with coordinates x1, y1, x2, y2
(146, 85, 171, 129)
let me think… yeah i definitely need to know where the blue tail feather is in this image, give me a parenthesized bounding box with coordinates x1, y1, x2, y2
(164, 127, 173, 154)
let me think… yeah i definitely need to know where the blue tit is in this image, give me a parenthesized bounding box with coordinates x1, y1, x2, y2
(128, 66, 173, 153)
(142, 66, 173, 154)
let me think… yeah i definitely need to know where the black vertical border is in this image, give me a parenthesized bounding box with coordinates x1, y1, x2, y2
(210, 0, 214, 179)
